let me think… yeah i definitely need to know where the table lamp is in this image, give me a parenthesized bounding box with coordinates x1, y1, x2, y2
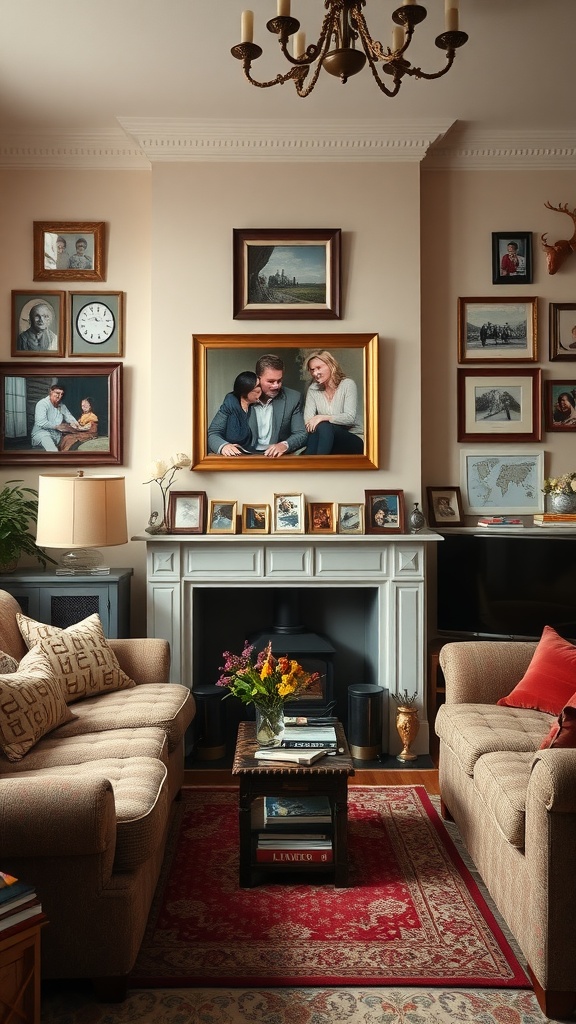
(35, 471, 128, 575)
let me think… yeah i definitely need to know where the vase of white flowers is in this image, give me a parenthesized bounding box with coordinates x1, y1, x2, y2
(542, 473, 576, 514)
(143, 453, 191, 533)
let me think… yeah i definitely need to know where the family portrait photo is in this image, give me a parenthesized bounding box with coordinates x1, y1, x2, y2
(33, 221, 105, 281)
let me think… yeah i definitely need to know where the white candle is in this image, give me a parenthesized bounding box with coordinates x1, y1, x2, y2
(445, 0, 458, 11)
(403, 0, 416, 5)
(294, 31, 306, 58)
(241, 10, 254, 43)
(278, 0, 290, 16)
(445, 6, 459, 31)
(392, 25, 404, 52)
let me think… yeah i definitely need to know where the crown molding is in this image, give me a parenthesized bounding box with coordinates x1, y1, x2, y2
(425, 127, 576, 170)
(117, 118, 454, 163)
(0, 131, 150, 169)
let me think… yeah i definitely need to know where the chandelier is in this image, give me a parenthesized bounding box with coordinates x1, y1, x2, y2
(231, 0, 468, 98)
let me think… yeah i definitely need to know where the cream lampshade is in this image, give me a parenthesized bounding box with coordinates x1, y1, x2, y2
(36, 472, 128, 575)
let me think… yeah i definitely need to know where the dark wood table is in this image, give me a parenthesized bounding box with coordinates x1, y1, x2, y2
(232, 721, 355, 888)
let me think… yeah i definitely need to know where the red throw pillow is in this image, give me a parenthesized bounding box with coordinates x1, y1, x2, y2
(497, 625, 576, 716)
(540, 702, 576, 749)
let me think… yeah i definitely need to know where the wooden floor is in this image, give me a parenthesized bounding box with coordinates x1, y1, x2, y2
(184, 767, 440, 795)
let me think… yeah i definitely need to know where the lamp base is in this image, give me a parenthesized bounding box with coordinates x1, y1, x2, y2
(55, 549, 111, 575)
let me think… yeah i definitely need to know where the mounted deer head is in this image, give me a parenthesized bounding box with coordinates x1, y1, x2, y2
(541, 201, 576, 275)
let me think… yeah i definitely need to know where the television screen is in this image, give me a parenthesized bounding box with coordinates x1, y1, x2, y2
(437, 533, 576, 641)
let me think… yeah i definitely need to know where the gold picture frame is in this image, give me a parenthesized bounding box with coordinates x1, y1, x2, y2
(207, 500, 237, 534)
(33, 221, 105, 282)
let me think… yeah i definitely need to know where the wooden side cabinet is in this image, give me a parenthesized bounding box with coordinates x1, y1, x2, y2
(0, 569, 133, 638)
(0, 918, 46, 1024)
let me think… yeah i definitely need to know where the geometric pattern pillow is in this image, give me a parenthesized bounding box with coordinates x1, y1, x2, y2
(0, 646, 76, 761)
(16, 612, 135, 705)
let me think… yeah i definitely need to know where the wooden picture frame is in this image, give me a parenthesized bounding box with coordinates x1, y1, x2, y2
(426, 486, 464, 527)
(241, 503, 270, 534)
(337, 502, 364, 534)
(207, 500, 237, 534)
(492, 232, 532, 285)
(167, 490, 207, 534)
(233, 228, 341, 320)
(33, 221, 105, 282)
(192, 333, 379, 472)
(460, 450, 544, 515)
(549, 303, 576, 360)
(457, 367, 541, 443)
(457, 297, 537, 363)
(364, 490, 405, 534)
(0, 362, 122, 465)
(307, 501, 336, 534)
(272, 493, 305, 534)
(69, 292, 124, 357)
(11, 291, 66, 357)
(544, 380, 576, 431)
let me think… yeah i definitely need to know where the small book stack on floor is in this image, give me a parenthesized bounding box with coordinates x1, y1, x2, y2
(0, 871, 43, 933)
(256, 795, 333, 863)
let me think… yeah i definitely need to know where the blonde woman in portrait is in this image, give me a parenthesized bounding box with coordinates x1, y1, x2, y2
(303, 349, 363, 455)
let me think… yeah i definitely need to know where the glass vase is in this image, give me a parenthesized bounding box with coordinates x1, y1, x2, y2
(254, 704, 285, 747)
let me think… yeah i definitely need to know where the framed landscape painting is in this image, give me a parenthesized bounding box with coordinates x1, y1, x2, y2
(457, 297, 537, 363)
(460, 450, 544, 515)
(233, 228, 341, 320)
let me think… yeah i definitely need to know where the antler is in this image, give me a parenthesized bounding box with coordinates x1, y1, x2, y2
(541, 201, 576, 275)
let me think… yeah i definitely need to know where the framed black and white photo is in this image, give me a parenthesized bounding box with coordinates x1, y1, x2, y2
(364, 490, 405, 534)
(457, 368, 541, 442)
(33, 221, 105, 282)
(207, 500, 237, 534)
(549, 303, 576, 360)
(167, 491, 207, 534)
(492, 232, 532, 285)
(457, 297, 537, 363)
(337, 502, 364, 534)
(426, 487, 464, 527)
(241, 503, 270, 534)
(272, 493, 305, 534)
(544, 380, 576, 431)
(69, 292, 124, 357)
(11, 291, 66, 357)
(460, 450, 544, 515)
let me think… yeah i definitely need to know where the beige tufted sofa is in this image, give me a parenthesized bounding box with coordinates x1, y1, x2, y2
(0, 589, 195, 1000)
(435, 640, 576, 1021)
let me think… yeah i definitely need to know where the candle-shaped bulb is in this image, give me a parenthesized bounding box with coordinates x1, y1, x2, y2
(445, 6, 459, 31)
(294, 31, 306, 58)
(241, 10, 254, 43)
(278, 0, 291, 15)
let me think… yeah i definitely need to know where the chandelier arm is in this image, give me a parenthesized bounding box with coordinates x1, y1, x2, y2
(243, 62, 310, 90)
(279, 4, 339, 67)
(362, 50, 402, 97)
(400, 49, 456, 81)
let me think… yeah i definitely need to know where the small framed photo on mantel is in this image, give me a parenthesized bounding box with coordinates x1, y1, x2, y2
(364, 490, 405, 534)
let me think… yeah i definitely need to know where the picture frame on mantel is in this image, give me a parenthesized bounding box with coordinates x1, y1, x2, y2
(33, 221, 105, 282)
(426, 486, 464, 527)
(364, 490, 405, 534)
(233, 228, 341, 320)
(167, 490, 207, 534)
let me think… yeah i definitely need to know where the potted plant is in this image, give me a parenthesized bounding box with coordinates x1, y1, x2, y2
(0, 479, 55, 571)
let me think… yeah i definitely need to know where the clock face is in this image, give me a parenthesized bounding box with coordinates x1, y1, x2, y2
(76, 302, 115, 344)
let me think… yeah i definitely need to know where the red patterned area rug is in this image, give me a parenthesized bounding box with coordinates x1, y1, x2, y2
(130, 785, 530, 990)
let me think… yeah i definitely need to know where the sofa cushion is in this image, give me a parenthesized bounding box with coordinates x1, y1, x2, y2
(473, 750, 534, 849)
(540, 699, 576, 748)
(3, 756, 169, 870)
(0, 647, 76, 762)
(435, 702, 553, 776)
(0, 650, 18, 674)
(17, 612, 135, 704)
(48, 683, 194, 753)
(497, 625, 576, 716)
(0, 726, 169, 774)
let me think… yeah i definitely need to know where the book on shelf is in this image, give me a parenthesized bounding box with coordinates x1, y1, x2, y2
(264, 795, 332, 826)
(281, 725, 338, 749)
(477, 517, 524, 528)
(256, 848, 333, 863)
(254, 748, 331, 766)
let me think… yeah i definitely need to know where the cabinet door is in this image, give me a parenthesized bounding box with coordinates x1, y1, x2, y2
(38, 587, 111, 634)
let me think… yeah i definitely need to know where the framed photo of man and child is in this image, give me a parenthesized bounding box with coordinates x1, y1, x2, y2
(191, 333, 379, 472)
(0, 362, 122, 465)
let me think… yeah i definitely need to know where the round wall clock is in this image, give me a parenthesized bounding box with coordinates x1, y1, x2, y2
(76, 300, 115, 344)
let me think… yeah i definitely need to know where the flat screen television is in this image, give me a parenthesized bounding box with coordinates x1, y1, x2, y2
(436, 533, 576, 641)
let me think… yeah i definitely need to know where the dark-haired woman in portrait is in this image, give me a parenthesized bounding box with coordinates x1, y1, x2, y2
(553, 391, 576, 427)
(303, 349, 363, 455)
(207, 371, 262, 455)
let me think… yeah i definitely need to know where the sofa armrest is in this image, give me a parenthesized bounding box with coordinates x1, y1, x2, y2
(109, 637, 171, 684)
(530, 749, 576, 813)
(0, 777, 116, 857)
(439, 640, 537, 704)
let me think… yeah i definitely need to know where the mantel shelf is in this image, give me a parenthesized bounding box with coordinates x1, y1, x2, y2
(133, 531, 442, 544)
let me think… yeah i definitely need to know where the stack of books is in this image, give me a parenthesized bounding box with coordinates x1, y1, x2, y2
(256, 795, 333, 863)
(533, 513, 576, 528)
(0, 871, 43, 933)
(282, 722, 338, 749)
(477, 516, 524, 528)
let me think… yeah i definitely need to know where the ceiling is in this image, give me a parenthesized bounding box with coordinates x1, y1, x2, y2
(0, 0, 575, 165)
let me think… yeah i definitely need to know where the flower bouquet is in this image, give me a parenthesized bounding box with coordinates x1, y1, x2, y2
(217, 641, 320, 746)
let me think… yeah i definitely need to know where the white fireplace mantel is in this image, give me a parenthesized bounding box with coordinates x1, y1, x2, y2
(136, 532, 441, 755)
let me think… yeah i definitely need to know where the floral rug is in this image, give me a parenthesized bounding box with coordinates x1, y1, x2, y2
(129, 785, 528, 989)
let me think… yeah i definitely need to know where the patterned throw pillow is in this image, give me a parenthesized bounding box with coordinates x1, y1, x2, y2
(16, 612, 136, 705)
(0, 647, 76, 761)
(0, 650, 18, 675)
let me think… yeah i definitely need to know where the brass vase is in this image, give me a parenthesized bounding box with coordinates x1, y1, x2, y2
(396, 705, 420, 762)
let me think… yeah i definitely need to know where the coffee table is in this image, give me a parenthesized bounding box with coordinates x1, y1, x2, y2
(232, 720, 355, 888)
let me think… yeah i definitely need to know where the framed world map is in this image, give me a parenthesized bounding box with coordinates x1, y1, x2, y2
(460, 450, 544, 515)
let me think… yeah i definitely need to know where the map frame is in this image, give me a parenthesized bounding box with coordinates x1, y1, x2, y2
(460, 450, 544, 514)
